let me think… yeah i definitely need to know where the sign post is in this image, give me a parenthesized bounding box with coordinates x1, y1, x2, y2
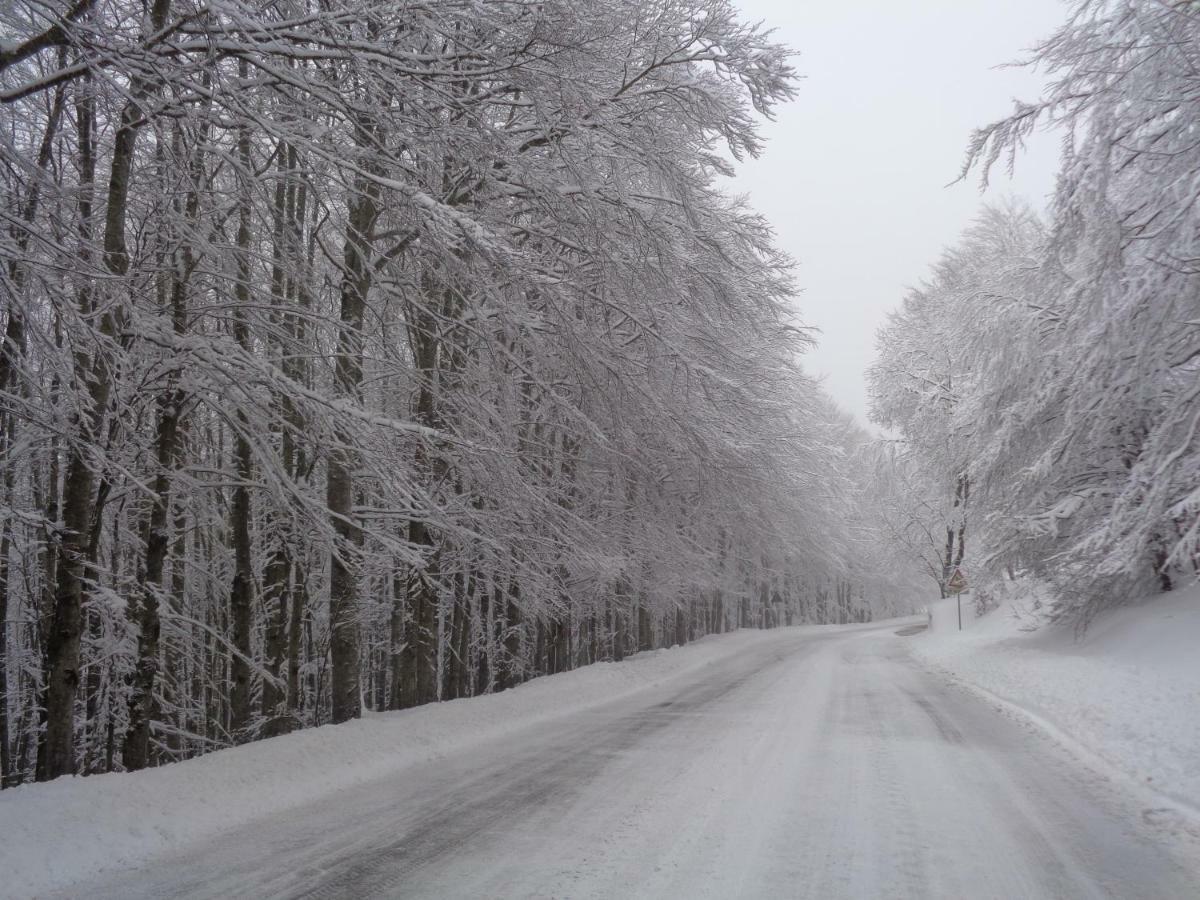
(946, 567, 968, 631)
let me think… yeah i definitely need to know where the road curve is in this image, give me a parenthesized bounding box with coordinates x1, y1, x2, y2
(67, 622, 1200, 899)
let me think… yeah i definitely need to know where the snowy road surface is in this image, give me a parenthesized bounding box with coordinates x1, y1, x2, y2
(65, 622, 1200, 899)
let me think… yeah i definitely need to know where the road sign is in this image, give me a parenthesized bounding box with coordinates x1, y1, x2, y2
(946, 567, 968, 594)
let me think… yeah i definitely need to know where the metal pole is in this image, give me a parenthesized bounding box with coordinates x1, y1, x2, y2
(957, 592, 962, 631)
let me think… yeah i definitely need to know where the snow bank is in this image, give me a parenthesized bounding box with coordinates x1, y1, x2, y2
(0, 625, 833, 898)
(913, 582, 1200, 816)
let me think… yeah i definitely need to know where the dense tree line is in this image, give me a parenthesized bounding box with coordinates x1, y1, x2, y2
(0, 0, 893, 785)
(870, 0, 1200, 622)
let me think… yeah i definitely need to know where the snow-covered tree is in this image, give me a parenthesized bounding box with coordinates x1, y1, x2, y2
(963, 0, 1200, 617)
(869, 202, 1047, 598)
(0, 0, 881, 785)
(874, 1, 1200, 623)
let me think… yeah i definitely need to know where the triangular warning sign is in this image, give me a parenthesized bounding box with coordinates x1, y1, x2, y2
(946, 567, 968, 594)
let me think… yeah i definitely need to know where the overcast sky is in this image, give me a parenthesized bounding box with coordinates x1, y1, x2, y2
(729, 0, 1065, 426)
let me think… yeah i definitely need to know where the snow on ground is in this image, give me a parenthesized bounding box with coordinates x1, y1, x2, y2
(912, 580, 1200, 817)
(0, 623, 883, 899)
(8, 594, 1198, 899)
(37, 616, 1200, 899)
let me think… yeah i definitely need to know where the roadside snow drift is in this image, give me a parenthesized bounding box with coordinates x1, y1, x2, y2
(913, 583, 1200, 816)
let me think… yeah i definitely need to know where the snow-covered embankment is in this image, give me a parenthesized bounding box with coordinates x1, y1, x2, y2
(912, 583, 1200, 817)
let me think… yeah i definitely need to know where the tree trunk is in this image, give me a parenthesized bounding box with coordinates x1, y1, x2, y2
(286, 566, 307, 720)
(281, 144, 311, 728)
(260, 546, 290, 735)
(123, 121, 197, 771)
(501, 586, 523, 689)
(41, 0, 173, 782)
(474, 574, 492, 695)
(328, 175, 378, 724)
(261, 138, 301, 734)
(404, 535, 438, 706)
(122, 392, 180, 769)
(228, 97, 255, 740)
(636, 603, 652, 653)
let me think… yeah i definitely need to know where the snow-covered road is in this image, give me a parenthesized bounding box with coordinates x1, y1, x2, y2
(65, 622, 1200, 899)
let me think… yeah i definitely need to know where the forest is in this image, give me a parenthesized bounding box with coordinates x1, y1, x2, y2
(870, 0, 1200, 624)
(0, 0, 909, 787)
(2, 0, 1197, 794)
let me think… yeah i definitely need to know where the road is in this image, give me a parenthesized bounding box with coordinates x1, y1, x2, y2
(70, 621, 1200, 899)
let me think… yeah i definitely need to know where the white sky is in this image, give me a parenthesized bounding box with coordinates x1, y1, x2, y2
(729, 0, 1065, 425)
